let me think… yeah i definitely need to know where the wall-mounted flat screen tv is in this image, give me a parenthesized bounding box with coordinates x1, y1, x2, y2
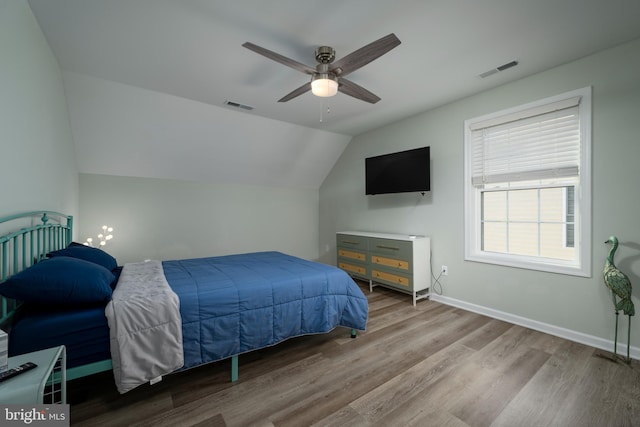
(365, 146, 430, 195)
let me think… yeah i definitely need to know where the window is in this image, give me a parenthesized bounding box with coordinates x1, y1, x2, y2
(464, 88, 591, 276)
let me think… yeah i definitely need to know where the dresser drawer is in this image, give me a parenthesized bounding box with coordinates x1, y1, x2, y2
(371, 255, 409, 271)
(337, 234, 369, 251)
(338, 249, 366, 262)
(371, 269, 412, 288)
(369, 238, 412, 259)
(338, 261, 368, 278)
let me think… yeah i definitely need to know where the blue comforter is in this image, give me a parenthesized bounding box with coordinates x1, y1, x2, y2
(162, 251, 368, 369)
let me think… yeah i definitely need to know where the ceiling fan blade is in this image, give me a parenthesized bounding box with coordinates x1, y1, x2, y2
(278, 82, 311, 102)
(242, 42, 316, 75)
(338, 78, 381, 104)
(330, 33, 401, 78)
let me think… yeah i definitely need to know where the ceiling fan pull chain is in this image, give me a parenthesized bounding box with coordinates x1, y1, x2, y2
(320, 101, 331, 123)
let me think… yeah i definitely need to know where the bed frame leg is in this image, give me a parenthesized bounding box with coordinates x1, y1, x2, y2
(351, 328, 357, 339)
(231, 355, 238, 382)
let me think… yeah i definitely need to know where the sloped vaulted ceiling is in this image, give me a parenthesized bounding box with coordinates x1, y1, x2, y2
(27, 0, 640, 188)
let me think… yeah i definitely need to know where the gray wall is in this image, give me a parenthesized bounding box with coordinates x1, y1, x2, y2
(79, 174, 320, 264)
(0, 1, 78, 226)
(320, 38, 640, 356)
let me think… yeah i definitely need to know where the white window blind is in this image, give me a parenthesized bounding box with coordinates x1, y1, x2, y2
(470, 96, 581, 186)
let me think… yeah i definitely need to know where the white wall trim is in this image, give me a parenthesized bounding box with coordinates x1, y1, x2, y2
(430, 294, 639, 361)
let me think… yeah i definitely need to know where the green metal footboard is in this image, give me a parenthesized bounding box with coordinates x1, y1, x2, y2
(65, 357, 238, 382)
(66, 360, 113, 381)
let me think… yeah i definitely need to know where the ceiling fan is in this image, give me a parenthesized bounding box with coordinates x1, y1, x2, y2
(242, 33, 401, 104)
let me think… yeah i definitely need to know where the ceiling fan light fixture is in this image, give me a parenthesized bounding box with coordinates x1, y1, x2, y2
(311, 74, 338, 97)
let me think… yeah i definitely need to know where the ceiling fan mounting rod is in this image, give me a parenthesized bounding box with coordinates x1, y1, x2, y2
(315, 62, 332, 74)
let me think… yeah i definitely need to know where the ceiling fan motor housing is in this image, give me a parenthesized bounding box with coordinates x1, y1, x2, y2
(315, 46, 335, 64)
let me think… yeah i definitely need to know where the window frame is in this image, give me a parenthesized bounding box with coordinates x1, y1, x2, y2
(463, 87, 592, 277)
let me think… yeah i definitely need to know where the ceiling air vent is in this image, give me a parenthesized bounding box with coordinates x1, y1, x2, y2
(479, 60, 519, 78)
(224, 100, 254, 111)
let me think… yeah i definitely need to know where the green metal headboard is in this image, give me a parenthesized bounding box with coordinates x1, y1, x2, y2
(0, 211, 73, 325)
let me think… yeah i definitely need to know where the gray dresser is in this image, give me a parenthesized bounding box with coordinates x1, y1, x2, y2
(337, 231, 431, 305)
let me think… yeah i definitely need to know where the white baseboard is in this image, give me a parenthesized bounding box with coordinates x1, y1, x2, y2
(430, 294, 639, 361)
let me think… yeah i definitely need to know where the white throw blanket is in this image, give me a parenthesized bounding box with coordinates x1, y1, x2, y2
(105, 260, 184, 394)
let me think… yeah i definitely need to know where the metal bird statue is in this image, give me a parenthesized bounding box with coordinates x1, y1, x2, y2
(603, 236, 635, 363)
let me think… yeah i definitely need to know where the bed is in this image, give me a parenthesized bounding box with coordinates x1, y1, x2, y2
(0, 211, 368, 393)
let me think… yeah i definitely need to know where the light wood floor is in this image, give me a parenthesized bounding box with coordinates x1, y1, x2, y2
(69, 281, 640, 427)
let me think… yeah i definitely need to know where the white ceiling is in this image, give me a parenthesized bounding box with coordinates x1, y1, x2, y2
(23, 0, 640, 191)
(27, 0, 640, 137)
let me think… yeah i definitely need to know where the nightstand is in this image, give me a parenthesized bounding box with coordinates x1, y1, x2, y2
(0, 346, 66, 404)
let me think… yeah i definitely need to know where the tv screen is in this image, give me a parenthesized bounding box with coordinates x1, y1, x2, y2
(365, 146, 430, 195)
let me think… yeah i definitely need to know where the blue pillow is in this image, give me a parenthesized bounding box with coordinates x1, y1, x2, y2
(48, 243, 118, 271)
(0, 257, 114, 305)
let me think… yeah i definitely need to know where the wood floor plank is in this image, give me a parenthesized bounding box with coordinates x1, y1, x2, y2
(348, 341, 475, 423)
(308, 405, 368, 427)
(131, 398, 227, 427)
(457, 318, 514, 351)
(190, 413, 228, 427)
(489, 339, 594, 427)
(71, 386, 174, 427)
(368, 351, 477, 426)
(375, 407, 471, 427)
(466, 324, 538, 370)
(449, 347, 551, 427)
(549, 353, 640, 427)
(612, 391, 640, 427)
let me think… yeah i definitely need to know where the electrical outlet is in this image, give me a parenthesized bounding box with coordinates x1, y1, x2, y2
(441, 265, 448, 276)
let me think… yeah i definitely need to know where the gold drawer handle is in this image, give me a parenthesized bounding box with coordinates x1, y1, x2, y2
(376, 245, 399, 251)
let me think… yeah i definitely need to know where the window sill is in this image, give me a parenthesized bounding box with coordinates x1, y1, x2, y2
(464, 251, 591, 277)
